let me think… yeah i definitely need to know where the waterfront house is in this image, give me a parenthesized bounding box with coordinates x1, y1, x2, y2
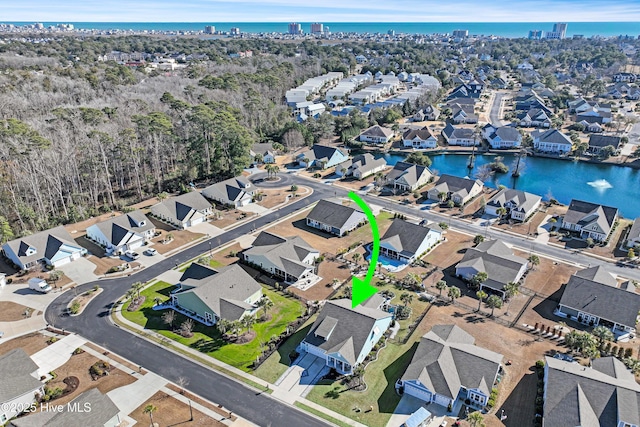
(150, 192, 212, 229)
(442, 124, 477, 146)
(402, 127, 438, 149)
(297, 145, 349, 169)
(483, 126, 522, 149)
(380, 219, 442, 263)
(170, 264, 262, 326)
(0, 349, 44, 424)
(455, 240, 528, 298)
(346, 153, 387, 179)
(305, 199, 367, 237)
(385, 161, 433, 192)
(555, 266, 640, 338)
(485, 189, 541, 221)
(625, 217, 640, 248)
(86, 211, 155, 256)
(397, 325, 503, 409)
(531, 129, 572, 154)
(427, 174, 483, 205)
(359, 125, 394, 144)
(298, 299, 393, 375)
(518, 108, 551, 128)
(2, 226, 87, 270)
(202, 176, 257, 208)
(11, 388, 120, 427)
(587, 135, 621, 155)
(561, 199, 619, 242)
(543, 356, 640, 427)
(243, 231, 319, 284)
(450, 103, 478, 124)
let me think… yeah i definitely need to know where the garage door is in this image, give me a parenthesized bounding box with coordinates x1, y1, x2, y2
(237, 198, 250, 207)
(434, 394, 451, 407)
(127, 240, 144, 251)
(189, 216, 205, 227)
(404, 383, 432, 401)
(53, 257, 72, 267)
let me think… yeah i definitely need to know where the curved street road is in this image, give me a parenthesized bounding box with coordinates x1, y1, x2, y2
(46, 171, 640, 426)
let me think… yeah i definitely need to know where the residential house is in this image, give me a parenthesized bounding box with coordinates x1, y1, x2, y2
(297, 145, 349, 169)
(413, 104, 439, 121)
(485, 189, 541, 221)
(359, 125, 395, 144)
(379, 219, 442, 263)
(627, 87, 640, 100)
(514, 93, 552, 115)
(578, 119, 603, 133)
(518, 108, 551, 128)
(531, 129, 573, 153)
(450, 104, 478, 124)
(427, 174, 484, 205)
(170, 264, 262, 326)
(345, 153, 387, 179)
(305, 199, 367, 237)
(483, 125, 522, 149)
(2, 226, 87, 270)
(625, 217, 640, 248)
(298, 299, 393, 375)
(0, 349, 44, 424)
(612, 72, 637, 82)
(11, 388, 120, 427)
(576, 108, 612, 124)
(490, 77, 507, 89)
(249, 142, 275, 161)
(587, 134, 621, 155)
(385, 162, 432, 192)
(86, 211, 155, 256)
(543, 356, 640, 427)
(398, 325, 503, 409)
(555, 266, 640, 337)
(447, 82, 483, 100)
(402, 127, 438, 149)
(262, 151, 276, 164)
(455, 240, 528, 298)
(202, 176, 257, 208)
(150, 192, 212, 229)
(561, 199, 619, 241)
(442, 124, 477, 146)
(243, 231, 319, 284)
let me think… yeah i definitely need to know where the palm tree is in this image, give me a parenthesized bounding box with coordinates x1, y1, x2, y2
(592, 325, 614, 345)
(400, 292, 414, 306)
(504, 281, 520, 315)
(403, 272, 422, 289)
(242, 315, 256, 333)
(476, 290, 487, 312)
(436, 280, 448, 296)
(271, 165, 280, 178)
(437, 191, 447, 203)
(131, 282, 143, 300)
(624, 358, 640, 374)
(486, 295, 503, 317)
(447, 286, 461, 304)
(217, 318, 231, 335)
(162, 310, 175, 329)
(143, 404, 157, 427)
(467, 411, 485, 427)
(230, 320, 242, 339)
(352, 252, 361, 266)
(258, 297, 274, 319)
(153, 297, 163, 306)
(342, 285, 352, 299)
(528, 254, 540, 270)
(125, 289, 136, 302)
(353, 365, 366, 387)
(471, 271, 488, 289)
(496, 207, 508, 219)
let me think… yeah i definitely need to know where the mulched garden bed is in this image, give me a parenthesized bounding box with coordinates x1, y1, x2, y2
(89, 360, 113, 380)
(126, 296, 146, 311)
(63, 376, 79, 393)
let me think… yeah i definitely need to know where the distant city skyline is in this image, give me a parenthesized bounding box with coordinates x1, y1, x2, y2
(4, 0, 640, 22)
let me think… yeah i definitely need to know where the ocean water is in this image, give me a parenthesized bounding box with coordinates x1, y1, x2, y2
(3, 22, 640, 38)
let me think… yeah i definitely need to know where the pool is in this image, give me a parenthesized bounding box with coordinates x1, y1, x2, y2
(365, 244, 409, 272)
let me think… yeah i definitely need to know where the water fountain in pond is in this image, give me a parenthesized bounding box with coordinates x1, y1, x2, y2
(587, 179, 613, 189)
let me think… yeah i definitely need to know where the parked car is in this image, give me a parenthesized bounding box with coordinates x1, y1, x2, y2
(143, 248, 157, 256)
(125, 250, 140, 260)
(28, 278, 52, 294)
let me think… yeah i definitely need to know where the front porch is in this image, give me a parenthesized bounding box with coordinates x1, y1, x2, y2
(327, 355, 353, 375)
(153, 301, 216, 327)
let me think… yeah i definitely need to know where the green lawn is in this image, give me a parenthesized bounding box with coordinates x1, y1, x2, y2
(121, 281, 305, 372)
(254, 315, 317, 383)
(178, 259, 223, 272)
(294, 402, 353, 427)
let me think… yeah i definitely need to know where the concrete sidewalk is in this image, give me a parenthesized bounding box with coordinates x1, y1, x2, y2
(31, 334, 87, 377)
(107, 370, 168, 415)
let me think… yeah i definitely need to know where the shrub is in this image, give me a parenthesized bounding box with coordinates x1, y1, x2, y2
(49, 371, 57, 380)
(535, 360, 545, 369)
(47, 337, 59, 345)
(69, 301, 81, 314)
(73, 348, 84, 355)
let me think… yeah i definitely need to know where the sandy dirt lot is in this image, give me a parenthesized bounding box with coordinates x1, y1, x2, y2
(423, 230, 473, 269)
(0, 301, 36, 322)
(0, 332, 49, 356)
(257, 186, 311, 209)
(149, 219, 205, 255)
(129, 391, 227, 427)
(289, 260, 352, 301)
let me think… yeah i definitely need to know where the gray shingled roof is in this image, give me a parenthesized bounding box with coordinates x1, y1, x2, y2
(3, 225, 81, 267)
(202, 176, 256, 204)
(588, 134, 621, 148)
(298, 144, 345, 163)
(150, 192, 211, 222)
(176, 264, 262, 321)
(244, 231, 318, 278)
(303, 299, 392, 365)
(544, 356, 640, 427)
(456, 240, 528, 292)
(11, 388, 120, 427)
(349, 153, 387, 175)
(380, 219, 440, 258)
(306, 199, 365, 230)
(559, 269, 640, 328)
(0, 349, 41, 404)
(361, 125, 394, 138)
(533, 129, 572, 145)
(563, 199, 618, 237)
(385, 162, 432, 188)
(403, 127, 434, 141)
(490, 127, 521, 142)
(627, 218, 640, 244)
(486, 189, 541, 214)
(93, 210, 154, 247)
(432, 174, 483, 199)
(442, 123, 475, 140)
(574, 265, 618, 287)
(402, 325, 503, 399)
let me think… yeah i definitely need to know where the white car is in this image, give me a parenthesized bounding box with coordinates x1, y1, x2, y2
(125, 251, 140, 260)
(143, 248, 158, 256)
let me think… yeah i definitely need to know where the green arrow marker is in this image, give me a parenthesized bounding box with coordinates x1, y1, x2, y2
(348, 191, 379, 308)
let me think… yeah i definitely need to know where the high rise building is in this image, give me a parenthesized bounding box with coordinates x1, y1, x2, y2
(310, 23, 323, 34)
(546, 22, 567, 39)
(528, 30, 543, 40)
(204, 25, 215, 34)
(452, 29, 469, 38)
(288, 22, 302, 35)
(230, 27, 241, 35)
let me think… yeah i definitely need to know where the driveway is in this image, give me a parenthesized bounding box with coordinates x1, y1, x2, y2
(31, 334, 87, 377)
(387, 395, 450, 427)
(57, 257, 99, 284)
(238, 203, 272, 215)
(274, 352, 329, 402)
(189, 221, 225, 237)
(0, 282, 61, 312)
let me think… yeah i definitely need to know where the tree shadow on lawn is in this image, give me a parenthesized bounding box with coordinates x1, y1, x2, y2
(377, 342, 419, 414)
(272, 324, 312, 366)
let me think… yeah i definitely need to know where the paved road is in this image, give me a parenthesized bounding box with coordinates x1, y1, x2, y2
(490, 92, 507, 126)
(45, 172, 640, 426)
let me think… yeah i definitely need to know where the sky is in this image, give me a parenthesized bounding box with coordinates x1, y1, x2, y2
(3, 0, 640, 22)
